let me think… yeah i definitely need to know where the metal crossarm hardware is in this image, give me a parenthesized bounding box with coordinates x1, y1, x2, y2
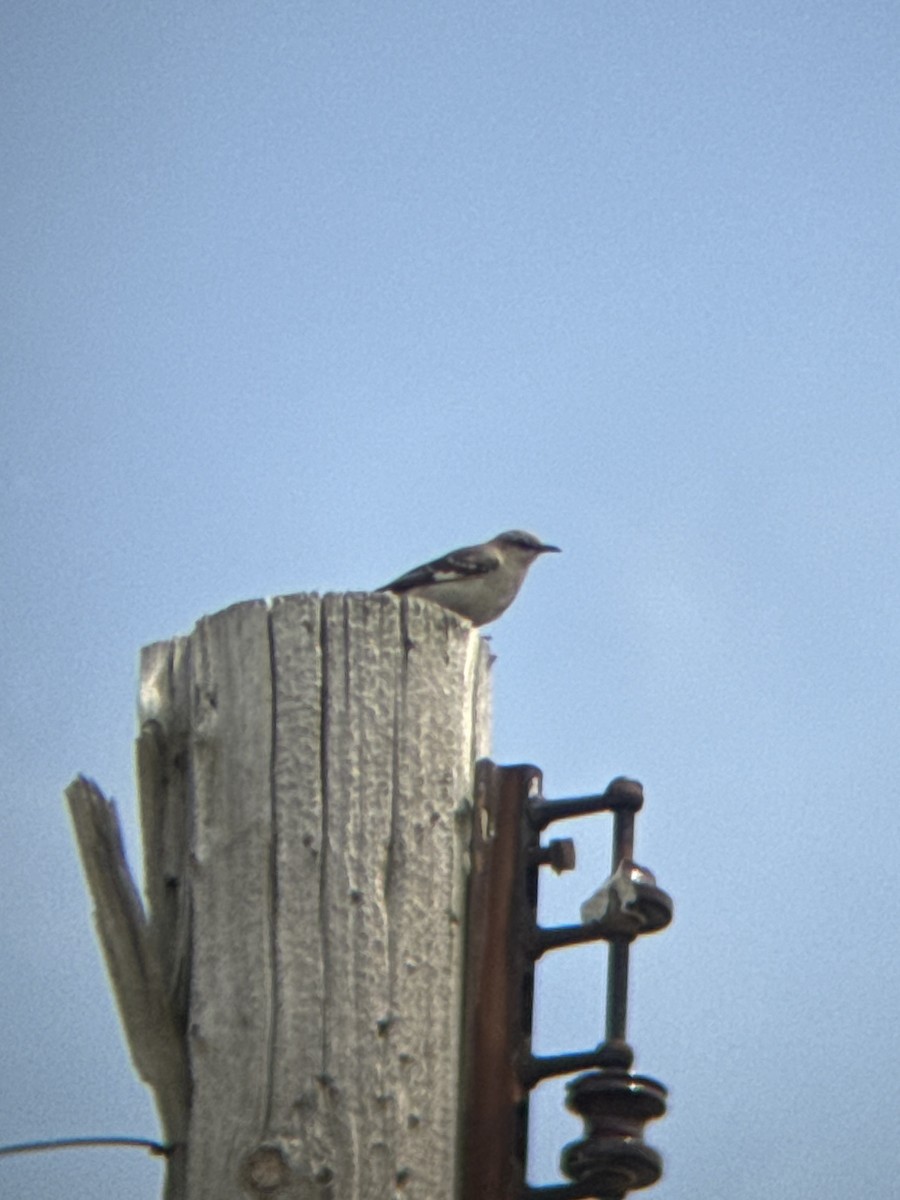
(462, 765, 673, 1200)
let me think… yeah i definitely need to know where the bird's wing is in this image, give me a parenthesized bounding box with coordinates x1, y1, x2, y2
(379, 544, 500, 593)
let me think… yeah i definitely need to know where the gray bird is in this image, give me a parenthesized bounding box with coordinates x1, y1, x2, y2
(378, 530, 561, 626)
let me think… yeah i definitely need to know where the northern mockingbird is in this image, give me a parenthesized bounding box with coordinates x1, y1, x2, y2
(378, 530, 560, 626)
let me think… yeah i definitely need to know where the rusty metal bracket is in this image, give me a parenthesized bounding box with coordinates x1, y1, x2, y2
(461, 765, 673, 1200)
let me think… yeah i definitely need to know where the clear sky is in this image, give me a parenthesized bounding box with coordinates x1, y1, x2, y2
(1, 2, 898, 1197)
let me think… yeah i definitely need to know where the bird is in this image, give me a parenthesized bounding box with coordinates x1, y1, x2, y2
(378, 530, 561, 627)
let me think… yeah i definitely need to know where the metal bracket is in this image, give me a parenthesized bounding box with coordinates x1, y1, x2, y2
(462, 765, 673, 1200)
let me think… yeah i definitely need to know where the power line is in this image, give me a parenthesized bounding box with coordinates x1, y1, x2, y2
(0, 1136, 173, 1159)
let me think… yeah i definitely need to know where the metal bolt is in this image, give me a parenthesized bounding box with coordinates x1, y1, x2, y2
(533, 838, 576, 873)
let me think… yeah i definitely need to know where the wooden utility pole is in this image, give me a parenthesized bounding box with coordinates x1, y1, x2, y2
(67, 593, 492, 1200)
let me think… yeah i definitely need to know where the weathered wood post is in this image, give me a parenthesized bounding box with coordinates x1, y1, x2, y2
(67, 592, 492, 1200)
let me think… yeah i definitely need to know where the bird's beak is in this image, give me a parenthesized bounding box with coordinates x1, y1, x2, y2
(539, 543, 561, 554)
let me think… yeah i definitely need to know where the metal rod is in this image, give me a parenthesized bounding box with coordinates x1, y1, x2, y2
(532, 919, 636, 957)
(528, 793, 617, 829)
(604, 806, 635, 1043)
(605, 940, 631, 1043)
(524, 1181, 610, 1200)
(613, 807, 635, 866)
(528, 778, 643, 831)
(521, 1048, 610, 1087)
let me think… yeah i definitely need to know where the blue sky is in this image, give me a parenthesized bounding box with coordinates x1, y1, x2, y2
(1, 2, 898, 1196)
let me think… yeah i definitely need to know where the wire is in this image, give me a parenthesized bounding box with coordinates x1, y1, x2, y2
(0, 1136, 174, 1159)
